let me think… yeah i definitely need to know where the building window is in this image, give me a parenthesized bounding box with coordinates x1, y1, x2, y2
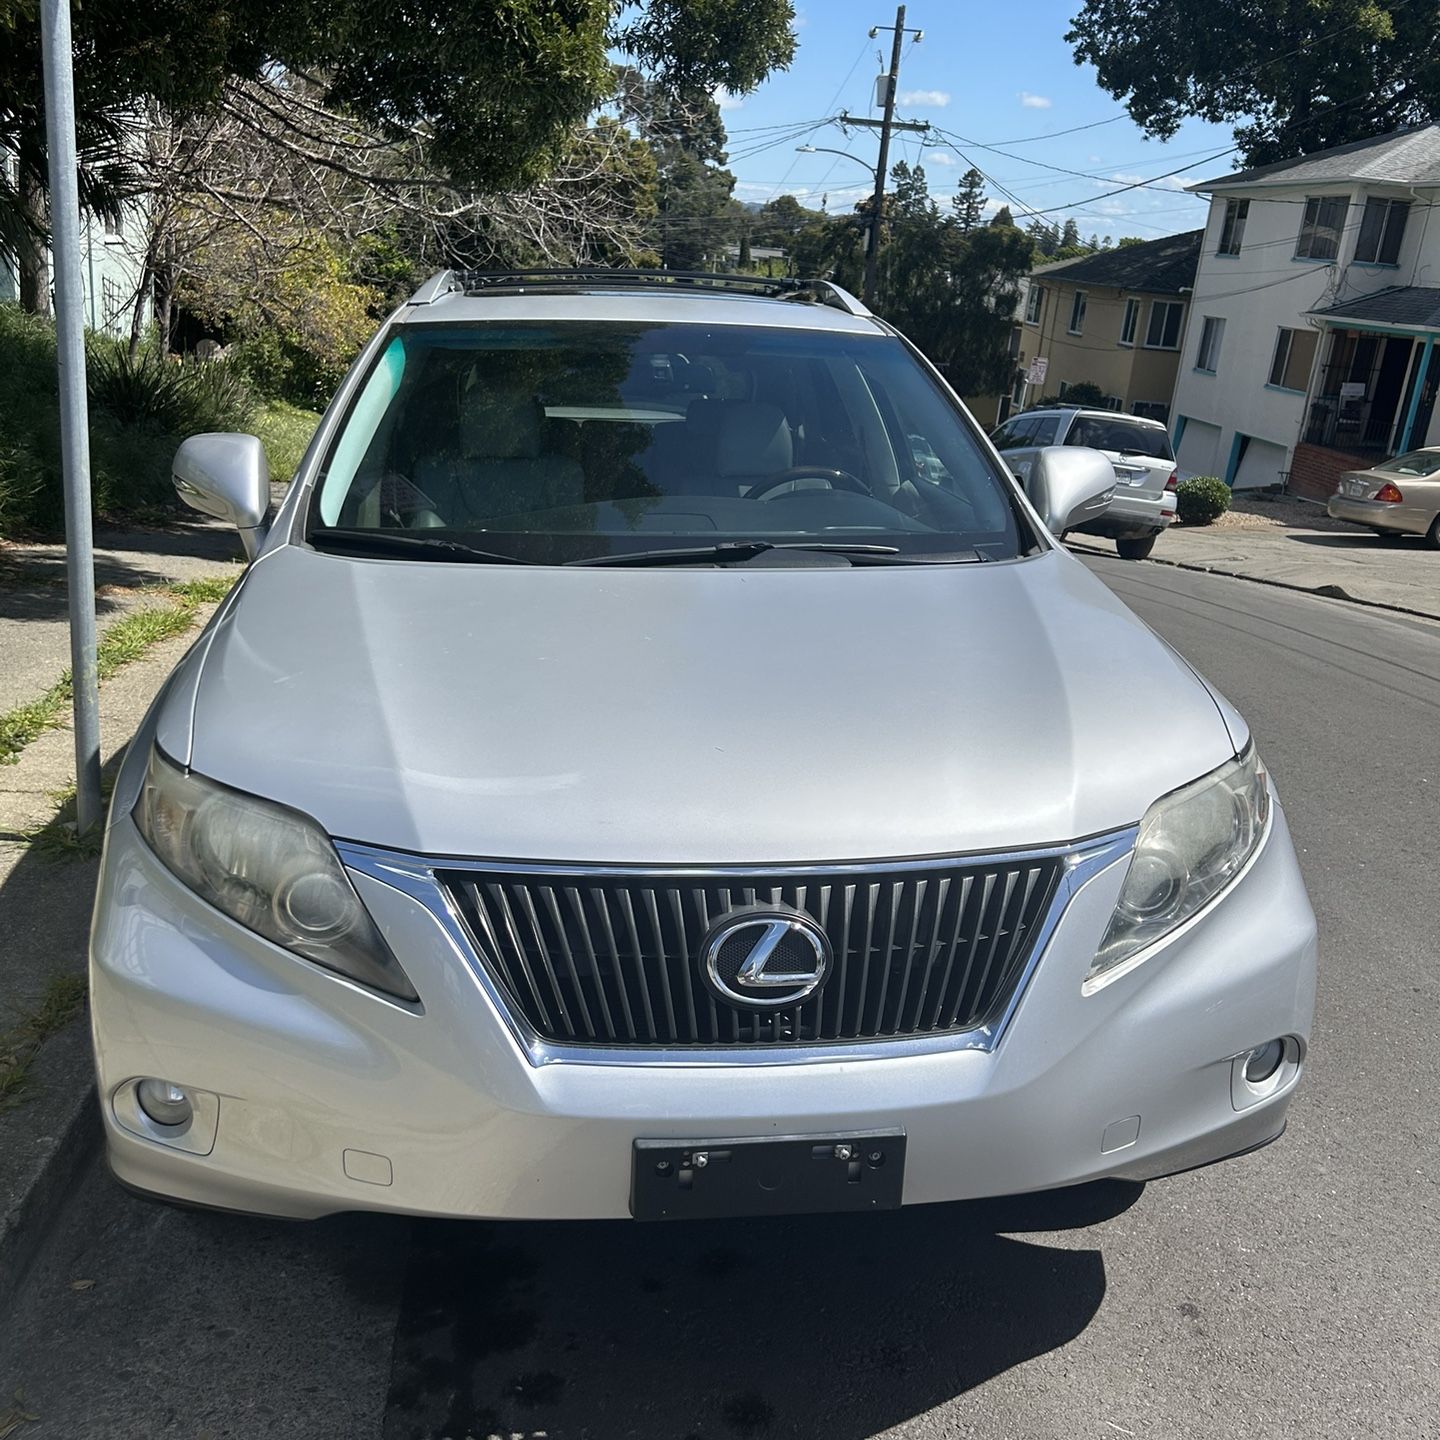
(1068, 290, 1086, 335)
(1119, 298, 1139, 346)
(103, 210, 123, 240)
(1024, 285, 1043, 324)
(1354, 196, 1409, 264)
(1195, 316, 1225, 373)
(1295, 195, 1348, 260)
(1267, 327, 1319, 391)
(1217, 197, 1249, 255)
(1144, 300, 1184, 349)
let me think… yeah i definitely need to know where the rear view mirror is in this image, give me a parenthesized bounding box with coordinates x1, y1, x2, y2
(1025, 446, 1116, 535)
(173, 433, 271, 559)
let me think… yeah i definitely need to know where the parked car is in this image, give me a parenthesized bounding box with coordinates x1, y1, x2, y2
(91, 271, 1315, 1224)
(990, 406, 1179, 559)
(1327, 449, 1440, 546)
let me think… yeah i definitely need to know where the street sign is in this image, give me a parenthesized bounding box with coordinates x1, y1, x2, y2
(1027, 357, 1049, 386)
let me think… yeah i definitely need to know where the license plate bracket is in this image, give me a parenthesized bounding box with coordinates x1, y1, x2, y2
(630, 1130, 906, 1220)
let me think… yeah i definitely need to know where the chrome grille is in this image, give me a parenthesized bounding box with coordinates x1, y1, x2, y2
(440, 857, 1064, 1048)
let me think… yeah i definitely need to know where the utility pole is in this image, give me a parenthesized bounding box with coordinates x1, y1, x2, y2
(39, 0, 102, 834)
(856, 6, 926, 306)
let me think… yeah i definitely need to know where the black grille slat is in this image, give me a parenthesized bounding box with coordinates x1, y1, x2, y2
(441, 855, 1063, 1050)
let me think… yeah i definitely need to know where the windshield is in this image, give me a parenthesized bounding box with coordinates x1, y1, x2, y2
(308, 321, 1029, 564)
(1374, 449, 1440, 477)
(1065, 416, 1173, 460)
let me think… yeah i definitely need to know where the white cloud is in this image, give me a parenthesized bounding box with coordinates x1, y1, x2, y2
(713, 86, 744, 112)
(793, 9, 809, 28)
(926, 150, 958, 166)
(1018, 92, 1052, 109)
(897, 88, 950, 107)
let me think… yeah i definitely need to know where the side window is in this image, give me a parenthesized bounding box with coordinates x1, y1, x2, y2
(1028, 415, 1060, 446)
(994, 417, 1038, 450)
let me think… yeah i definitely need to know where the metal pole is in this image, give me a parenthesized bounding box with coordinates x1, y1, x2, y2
(862, 4, 907, 307)
(40, 0, 102, 832)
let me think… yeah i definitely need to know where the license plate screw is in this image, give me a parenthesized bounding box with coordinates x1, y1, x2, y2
(694, 1152, 709, 1168)
(834, 1144, 854, 1160)
(655, 1160, 671, 1175)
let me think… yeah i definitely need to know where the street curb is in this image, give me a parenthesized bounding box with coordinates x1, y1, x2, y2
(1066, 539, 1440, 625)
(0, 1019, 100, 1314)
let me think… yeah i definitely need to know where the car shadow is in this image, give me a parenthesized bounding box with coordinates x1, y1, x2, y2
(381, 1180, 1142, 1440)
(1284, 530, 1424, 549)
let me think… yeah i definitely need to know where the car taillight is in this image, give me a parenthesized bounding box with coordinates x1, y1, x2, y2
(1374, 482, 1404, 503)
(1164, 471, 1178, 491)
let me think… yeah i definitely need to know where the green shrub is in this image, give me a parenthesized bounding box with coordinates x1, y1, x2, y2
(87, 343, 255, 435)
(0, 303, 257, 535)
(1176, 475, 1231, 525)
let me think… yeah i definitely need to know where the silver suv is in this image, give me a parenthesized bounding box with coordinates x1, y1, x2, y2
(91, 271, 1315, 1223)
(991, 406, 1178, 559)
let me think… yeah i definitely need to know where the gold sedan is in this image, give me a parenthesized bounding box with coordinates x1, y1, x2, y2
(1328, 449, 1440, 547)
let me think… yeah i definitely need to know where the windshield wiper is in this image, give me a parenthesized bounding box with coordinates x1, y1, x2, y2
(309, 528, 538, 565)
(568, 540, 974, 568)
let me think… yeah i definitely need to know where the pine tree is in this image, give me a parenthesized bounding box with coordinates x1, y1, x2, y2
(951, 167, 987, 233)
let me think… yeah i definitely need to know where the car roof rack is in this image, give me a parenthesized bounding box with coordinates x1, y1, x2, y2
(407, 268, 871, 317)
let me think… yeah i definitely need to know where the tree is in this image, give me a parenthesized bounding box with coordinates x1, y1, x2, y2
(951, 168, 987, 233)
(990, 205, 1015, 228)
(0, 0, 795, 309)
(1066, 0, 1434, 164)
(750, 193, 815, 248)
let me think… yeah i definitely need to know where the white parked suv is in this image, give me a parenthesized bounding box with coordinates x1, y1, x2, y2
(991, 407, 1178, 559)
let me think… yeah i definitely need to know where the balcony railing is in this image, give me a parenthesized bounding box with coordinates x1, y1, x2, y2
(1302, 396, 1396, 454)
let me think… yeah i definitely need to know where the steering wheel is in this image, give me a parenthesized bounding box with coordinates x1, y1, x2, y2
(747, 467, 872, 500)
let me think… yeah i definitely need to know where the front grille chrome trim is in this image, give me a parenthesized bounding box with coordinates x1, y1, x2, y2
(338, 831, 1137, 1068)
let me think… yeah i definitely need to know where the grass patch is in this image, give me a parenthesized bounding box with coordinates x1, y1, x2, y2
(25, 775, 116, 860)
(0, 974, 87, 1107)
(255, 399, 322, 485)
(0, 572, 236, 765)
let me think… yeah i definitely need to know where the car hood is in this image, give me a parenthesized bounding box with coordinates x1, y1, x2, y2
(169, 546, 1236, 864)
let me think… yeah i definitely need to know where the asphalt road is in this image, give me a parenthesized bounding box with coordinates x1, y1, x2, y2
(3, 557, 1438, 1440)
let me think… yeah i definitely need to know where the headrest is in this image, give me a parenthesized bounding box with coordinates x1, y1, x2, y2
(715, 401, 793, 478)
(460, 387, 544, 460)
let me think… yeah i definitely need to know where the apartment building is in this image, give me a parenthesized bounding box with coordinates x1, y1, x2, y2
(1170, 126, 1440, 493)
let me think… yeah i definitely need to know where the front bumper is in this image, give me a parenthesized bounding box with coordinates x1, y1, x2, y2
(91, 807, 1317, 1221)
(1326, 493, 1428, 535)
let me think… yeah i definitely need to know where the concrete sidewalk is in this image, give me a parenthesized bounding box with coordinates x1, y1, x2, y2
(0, 517, 244, 713)
(0, 602, 223, 1309)
(1073, 510, 1440, 620)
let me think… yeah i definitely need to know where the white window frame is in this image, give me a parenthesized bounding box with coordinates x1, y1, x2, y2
(1119, 298, 1139, 346)
(1195, 316, 1225, 374)
(1217, 197, 1248, 256)
(1353, 196, 1409, 265)
(1068, 290, 1087, 335)
(1295, 195, 1349, 261)
(1024, 285, 1043, 325)
(1143, 300, 1184, 351)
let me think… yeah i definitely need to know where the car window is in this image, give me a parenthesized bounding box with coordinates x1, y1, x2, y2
(993, 415, 1042, 450)
(1029, 415, 1060, 446)
(311, 322, 1029, 563)
(1375, 449, 1440, 477)
(1065, 416, 1173, 460)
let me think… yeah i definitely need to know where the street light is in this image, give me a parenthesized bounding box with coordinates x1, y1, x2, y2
(795, 144, 877, 181)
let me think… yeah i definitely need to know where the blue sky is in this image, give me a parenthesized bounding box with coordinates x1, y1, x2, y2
(720, 1, 1241, 240)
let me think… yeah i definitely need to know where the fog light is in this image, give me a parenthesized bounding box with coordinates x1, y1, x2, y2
(136, 1078, 193, 1128)
(1244, 1039, 1285, 1085)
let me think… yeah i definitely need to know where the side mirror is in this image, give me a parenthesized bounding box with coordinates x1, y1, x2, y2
(173, 433, 271, 559)
(1026, 446, 1116, 535)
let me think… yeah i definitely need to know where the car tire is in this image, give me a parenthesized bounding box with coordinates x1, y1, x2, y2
(1426, 516, 1440, 550)
(1116, 534, 1157, 561)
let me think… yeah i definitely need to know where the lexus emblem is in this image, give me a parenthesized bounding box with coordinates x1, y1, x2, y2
(700, 910, 831, 1009)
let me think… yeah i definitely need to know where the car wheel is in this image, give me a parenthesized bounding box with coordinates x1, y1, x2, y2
(1116, 534, 1157, 561)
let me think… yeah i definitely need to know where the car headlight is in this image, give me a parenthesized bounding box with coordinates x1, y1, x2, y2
(1088, 746, 1270, 989)
(134, 746, 417, 1001)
